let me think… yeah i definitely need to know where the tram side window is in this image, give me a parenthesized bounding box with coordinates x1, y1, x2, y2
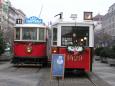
(22, 28, 37, 40)
(39, 28, 45, 41)
(53, 28, 57, 45)
(16, 28, 20, 40)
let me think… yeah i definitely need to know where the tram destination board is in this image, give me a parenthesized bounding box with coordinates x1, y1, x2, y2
(51, 54, 65, 79)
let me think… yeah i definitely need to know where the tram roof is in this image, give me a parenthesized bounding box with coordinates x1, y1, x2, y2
(14, 24, 48, 28)
(52, 20, 94, 27)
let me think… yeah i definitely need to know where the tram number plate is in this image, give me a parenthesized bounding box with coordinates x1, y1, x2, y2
(66, 55, 83, 62)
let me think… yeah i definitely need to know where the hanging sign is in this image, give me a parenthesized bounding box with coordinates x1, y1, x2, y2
(24, 16, 43, 24)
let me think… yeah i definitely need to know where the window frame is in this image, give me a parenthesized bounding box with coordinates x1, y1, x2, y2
(52, 28, 57, 45)
(14, 27, 46, 42)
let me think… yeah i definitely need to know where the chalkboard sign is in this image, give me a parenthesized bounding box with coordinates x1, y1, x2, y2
(51, 54, 65, 79)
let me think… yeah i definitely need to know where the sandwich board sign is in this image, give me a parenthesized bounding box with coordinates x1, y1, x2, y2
(51, 54, 65, 80)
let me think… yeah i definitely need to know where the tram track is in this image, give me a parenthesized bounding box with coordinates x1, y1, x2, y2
(0, 62, 109, 86)
(87, 75, 98, 86)
(0, 62, 42, 73)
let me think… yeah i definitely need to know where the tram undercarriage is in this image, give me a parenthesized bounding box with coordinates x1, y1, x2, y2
(11, 56, 48, 65)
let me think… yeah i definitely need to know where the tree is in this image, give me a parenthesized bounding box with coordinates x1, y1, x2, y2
(0, 32, 5, 55)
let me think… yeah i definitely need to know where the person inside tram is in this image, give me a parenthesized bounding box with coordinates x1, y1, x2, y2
(23, 32, 31, 40)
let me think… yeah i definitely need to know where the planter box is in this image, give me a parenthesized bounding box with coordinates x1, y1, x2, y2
(107, 58, 115, 66)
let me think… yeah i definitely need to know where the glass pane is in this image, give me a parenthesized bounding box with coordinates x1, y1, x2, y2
(61, 26, 89, 46)
(16, 28, 20, 40)
(39, 28, 45, 40)
(0, 18, 1, 22)
(53, 28, 57, 41)
(22, 28, 37, 40)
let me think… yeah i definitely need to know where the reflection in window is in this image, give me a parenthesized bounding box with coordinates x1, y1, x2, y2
(16, 28, 20, 40)
(53, 28, 57, 45)
(22, 28, 37, 40)
(61, 26, 89, 46)
(39, 28, 45, 41)
(53, 28, 57, 41)
(39, 28, 45, 40)
(0, 18, 1, 22)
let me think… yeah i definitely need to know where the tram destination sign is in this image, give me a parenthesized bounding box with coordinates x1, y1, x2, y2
(51, 54, 65, 79)
(24, 16, 43, 24)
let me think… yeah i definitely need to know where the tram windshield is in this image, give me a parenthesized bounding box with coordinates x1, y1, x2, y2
(61, 26, 89, 47)
(22, 28, 37, 40)
(15, 27, 46, 41)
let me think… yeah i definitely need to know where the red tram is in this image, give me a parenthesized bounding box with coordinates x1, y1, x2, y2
(12, 16, 50, 65)
(51, 19, 94, 72)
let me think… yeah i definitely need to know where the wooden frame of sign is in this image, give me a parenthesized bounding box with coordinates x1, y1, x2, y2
(50, 54, 65, 80)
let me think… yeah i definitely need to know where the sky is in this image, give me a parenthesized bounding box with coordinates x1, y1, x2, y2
(10, 0, 115, 23)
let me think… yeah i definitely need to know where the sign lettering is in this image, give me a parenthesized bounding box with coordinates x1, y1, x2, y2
(24, 16, 43, 24)
(66, 54, 83, 62)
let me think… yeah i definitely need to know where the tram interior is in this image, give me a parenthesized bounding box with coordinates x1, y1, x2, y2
(61, 26, 89, 47)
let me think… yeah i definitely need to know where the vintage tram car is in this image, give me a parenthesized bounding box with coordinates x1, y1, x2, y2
(51, 20, 94, 72)
(12, 16, 51, 65)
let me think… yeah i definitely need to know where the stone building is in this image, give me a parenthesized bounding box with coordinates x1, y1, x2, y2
(102, 3, 115, 46)
(0, 0, 26, 44)
(93, 14, 104, 47)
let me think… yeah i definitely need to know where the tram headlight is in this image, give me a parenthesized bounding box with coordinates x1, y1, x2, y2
(26, 46, 32, 53)
(52, 47, 58, 53)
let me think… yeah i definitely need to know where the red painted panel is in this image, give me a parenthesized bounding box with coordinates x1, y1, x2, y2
(13, 42, 46, 57)
(57, 47, 91, 72)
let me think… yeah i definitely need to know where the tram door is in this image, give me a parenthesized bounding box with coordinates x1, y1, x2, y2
(47, 29, 52, 61)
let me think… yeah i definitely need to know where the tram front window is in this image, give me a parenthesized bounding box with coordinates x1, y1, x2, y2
(39, 28, 45, 41)
(61, 26, 89, 47)
(22, 28, 37, 40)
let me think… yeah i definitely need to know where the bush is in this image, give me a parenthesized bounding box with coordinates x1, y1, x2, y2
(95, 47, 104, 56)
(112, 45, 115, 52)
(100, 47, 110, 57)
(0, 33, 5, 55)
(108, 46, 115, 59)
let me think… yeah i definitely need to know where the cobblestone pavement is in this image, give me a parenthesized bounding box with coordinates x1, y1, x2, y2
(93, 60, 115, 86)
(0, 62, 42, 86)
(0, 55, 114, 86)
(0, 61, 107, 86)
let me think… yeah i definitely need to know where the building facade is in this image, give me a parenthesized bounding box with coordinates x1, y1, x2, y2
(93, 14, 104, 47)
(102, 3, 115, 46)
(7, 7, 26, 43)
(0, 0, 26, 44)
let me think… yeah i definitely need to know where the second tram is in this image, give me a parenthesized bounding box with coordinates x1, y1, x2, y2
(51, 20, 94, 72)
